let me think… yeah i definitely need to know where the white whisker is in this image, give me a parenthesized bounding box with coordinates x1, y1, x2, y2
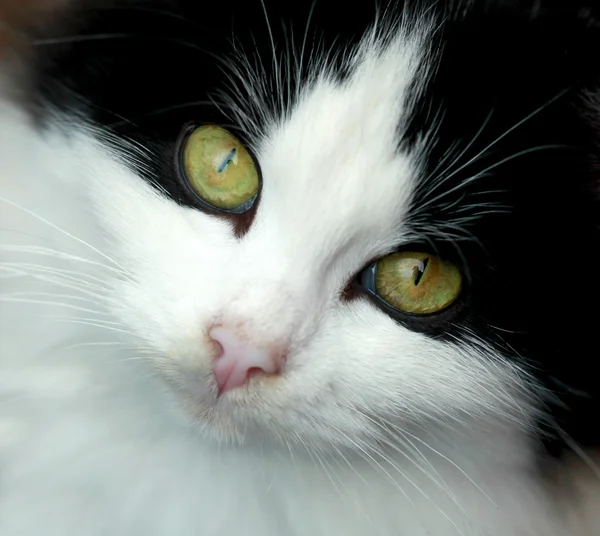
(0, 245, 128, 277)
(0, 197, 127, 273)
(0, 296, 112, 315)
(47, 318, 138, 337)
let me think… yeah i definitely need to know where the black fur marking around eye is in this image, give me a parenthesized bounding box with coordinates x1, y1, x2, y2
(357, 255, 470, 334)
(173, 123, 261, 237)
(27, 0, 386, 231)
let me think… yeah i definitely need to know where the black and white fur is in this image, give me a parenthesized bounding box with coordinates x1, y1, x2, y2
(0, 1, 599, 534)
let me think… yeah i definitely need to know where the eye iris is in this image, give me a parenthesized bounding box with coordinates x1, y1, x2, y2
(182, 125, 259, 210)
(374, 252, 462, 315)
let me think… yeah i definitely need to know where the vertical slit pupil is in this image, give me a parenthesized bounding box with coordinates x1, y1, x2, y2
(413, 257, 429, 286)
(218, 148, 237, 173)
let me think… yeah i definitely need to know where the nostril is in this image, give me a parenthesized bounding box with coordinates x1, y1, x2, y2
(209, 336, 224, 358)
(247, 366, 266, 380)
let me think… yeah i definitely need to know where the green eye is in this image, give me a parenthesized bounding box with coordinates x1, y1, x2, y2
(373, 251, 462, 315)
(181, 125, 260, 212)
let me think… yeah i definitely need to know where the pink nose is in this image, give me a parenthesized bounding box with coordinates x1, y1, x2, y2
(209, 325, 284, 393)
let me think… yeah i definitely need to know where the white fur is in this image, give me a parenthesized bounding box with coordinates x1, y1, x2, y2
(0, 31, 590, 536)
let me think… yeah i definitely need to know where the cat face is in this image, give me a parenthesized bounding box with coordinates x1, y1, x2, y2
(30, 0, 600, 451)
(84, 31, 519, 447)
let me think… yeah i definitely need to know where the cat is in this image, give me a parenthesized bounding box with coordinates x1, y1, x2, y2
(0, 0, 599, 534)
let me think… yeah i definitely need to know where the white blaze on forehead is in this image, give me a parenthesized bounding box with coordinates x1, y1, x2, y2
(245, 27, 430, 273)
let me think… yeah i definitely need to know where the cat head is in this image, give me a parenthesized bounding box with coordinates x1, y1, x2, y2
(27, 0, 600, 452)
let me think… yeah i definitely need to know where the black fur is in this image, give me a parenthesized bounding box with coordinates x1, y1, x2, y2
(402, 1, 600, 453)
